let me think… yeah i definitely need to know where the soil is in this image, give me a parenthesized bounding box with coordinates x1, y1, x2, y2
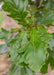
(0, 11, 54, 75)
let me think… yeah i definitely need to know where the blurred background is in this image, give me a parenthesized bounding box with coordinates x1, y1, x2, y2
(0, 0, 54, 75)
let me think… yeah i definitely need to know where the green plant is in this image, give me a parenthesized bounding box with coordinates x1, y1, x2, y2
(0, 0, 54, 75)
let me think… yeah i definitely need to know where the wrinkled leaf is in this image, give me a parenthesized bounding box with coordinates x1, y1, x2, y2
(7, 31, 28, 65)
(19, 27, 51, 72)
(8, 27, 51, 72)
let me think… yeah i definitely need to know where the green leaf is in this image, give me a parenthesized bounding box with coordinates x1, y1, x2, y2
(48, 34, 54, 51)
(2, 0, 29, 26)
(47, 34, 54, 70)
(0, 28, 9, 40)
(35, 11, 54, 26)
(3, 0, 28, 12)
(47, 48, 54, 70)
(0, 44, 9, 54)
(8, 27, 51, 72)
(0, 13, 4, 30)
(39, 0, 44, 7)
(40, 59, 48, 74)
(7, 64, 35, 75)
(7, 30, 28, 65)
(41, 34, 54, 74)
(40, 48, 54, 74)
(44, 0, 54, 10)
(6, 26, 51, 73)
(19, 27, 51, 72)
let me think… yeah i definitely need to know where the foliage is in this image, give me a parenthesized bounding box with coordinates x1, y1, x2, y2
(0, 0, 54, 75)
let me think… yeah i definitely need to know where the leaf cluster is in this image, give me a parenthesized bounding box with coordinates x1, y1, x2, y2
(0, 0, 54, 75)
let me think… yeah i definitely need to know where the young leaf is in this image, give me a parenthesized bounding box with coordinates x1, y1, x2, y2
(0, 44, 9, 54)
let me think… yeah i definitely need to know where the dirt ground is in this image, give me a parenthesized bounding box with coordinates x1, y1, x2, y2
(0, 12, 54, 75)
